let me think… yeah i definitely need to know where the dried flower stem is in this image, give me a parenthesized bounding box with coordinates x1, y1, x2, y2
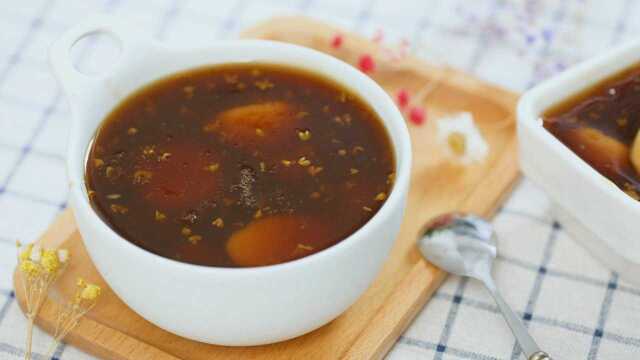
(412, 67, 450, 104)
(25, 318, 34, 360)
(44, 278, 101, 360)
(16, 242, 69, 360)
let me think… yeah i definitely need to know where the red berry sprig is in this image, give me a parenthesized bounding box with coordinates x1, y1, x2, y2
(395, 89, 427, 126)
(358, 54, 376, 73)
(330, 33, 343, 49)
(328, 29, 431, 126)
(408, 106, 426, 125)
(396, 89, 410, 109)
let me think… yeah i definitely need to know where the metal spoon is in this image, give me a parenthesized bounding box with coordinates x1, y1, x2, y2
(418, 213, 551, 360)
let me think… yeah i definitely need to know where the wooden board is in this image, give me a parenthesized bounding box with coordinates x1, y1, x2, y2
(14, 16, 519, 360)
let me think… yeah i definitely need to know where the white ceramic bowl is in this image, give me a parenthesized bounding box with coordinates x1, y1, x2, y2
(517, 40, 640, 286)
(52, 16, 411, 346)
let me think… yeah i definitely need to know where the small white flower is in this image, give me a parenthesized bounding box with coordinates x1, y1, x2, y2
(57, 249, 69, 263)
(437, 112, 488, 164)
(29, 244, 42, 263)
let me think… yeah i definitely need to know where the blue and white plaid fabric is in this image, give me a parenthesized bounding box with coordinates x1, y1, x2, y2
(1, 1, 640, 359)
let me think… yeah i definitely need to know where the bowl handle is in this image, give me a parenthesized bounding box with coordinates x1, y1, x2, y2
(49, 14, 149, 106)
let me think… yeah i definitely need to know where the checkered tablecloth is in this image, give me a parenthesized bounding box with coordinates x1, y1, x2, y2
(1, 1, 640, 359)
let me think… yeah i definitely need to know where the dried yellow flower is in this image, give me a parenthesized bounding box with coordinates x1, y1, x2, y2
(133, 170, 153, 184)
(375, 192, 387, 201)
(181, 227, 192, 236)
(334, 114, 353, 126)
(308, 166, 323, 176)
(155, 210, 166, 222)
(298, 130, 311, 141)
(187, 235, 202, 244)
(255, 128, 265, 137)
(624, 183, 640, 200)
(212, 217, 224, 228)
(281, 160, 292, 167)
(40, 249, 60, 273)
(363, 206, 373, 212)
(298, 157, 311, 167)
(17, 243, 68, 280)
(350, 168, 359, 175)
(297, 244, 314, 251)
(142, 145, 156, 156)
(127, 127, 138, 135)
(387, 172, 395, 185)
(80, 283, 101, 300)
(254, 209, 263, 219)
(110, 204, 128, 214)
(204, 163, 220, 173)
(93, 158, 104, 168)
(259, 162, 266, 172)
(40, 276, 96, 359)
(17, 243, 70, 359)
(254, 79, 274, 90)
(338, 149, 347, 156)
(18, 243, 33, 262)
(20, 260, 40, 278)
(105, 166, 116, 178)
(158, 152, 172, 161)
(625, 188, 640, 200)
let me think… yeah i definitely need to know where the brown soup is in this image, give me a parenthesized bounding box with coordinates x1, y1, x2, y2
(544, 64, 640, 199)
(85, 64, 395, 267)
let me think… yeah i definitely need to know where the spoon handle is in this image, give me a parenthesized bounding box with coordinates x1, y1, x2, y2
(483, 282, 551, 360)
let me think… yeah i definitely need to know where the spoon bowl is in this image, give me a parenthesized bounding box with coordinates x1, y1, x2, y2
(418, 213, 551, 360)
(419, 213, 496, 280)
